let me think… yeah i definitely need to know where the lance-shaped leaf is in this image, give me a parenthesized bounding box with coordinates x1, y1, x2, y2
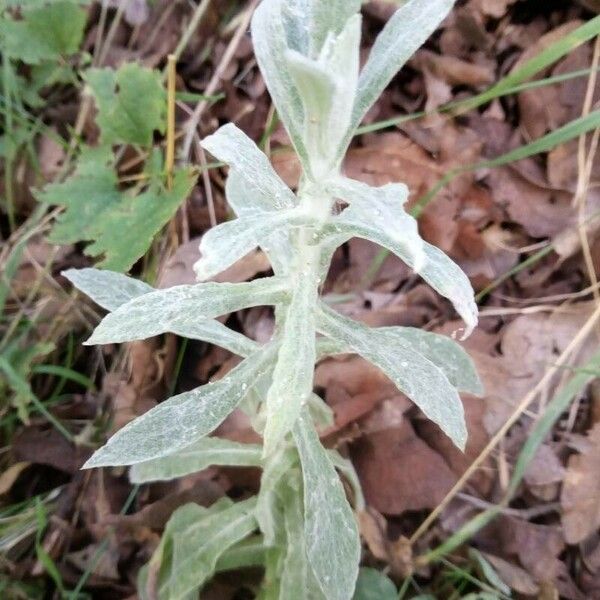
(252, 0, 311, 171)
(144, 497, 258, 600)
(130, 437, 263, 484)
(256, 448, 298, 546)
(286, 15, 361, 172)
(194, 208, 315, 282)
(201, 123, 296, 214)
(383, 327, 482, 395)
(226, 171, 295, 276)
(319, 326, 483, 396)
(420, 242, 478, 339)
(263, 276, 317, 456)
(293, 409, 360, 600)
(326, 177, 425, 271)
(317, 304, 468, 450)
(168, 498, 257, 599)
(83, 348, 273, 468)
(278, 471, 327, 600)
(286, 50, 335, 162)
(325, 178, 478, 337)
(63, 268, 153, 311)
(308, 0, 361, 57)
(65, 269, 258, 356)
(350, 0, 456, 135)
(85, 278, 285, 346)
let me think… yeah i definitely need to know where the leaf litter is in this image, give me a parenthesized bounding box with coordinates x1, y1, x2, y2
(2, 0, 600, 598)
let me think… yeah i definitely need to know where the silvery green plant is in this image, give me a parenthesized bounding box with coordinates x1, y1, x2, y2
(64, 0, 482, 597)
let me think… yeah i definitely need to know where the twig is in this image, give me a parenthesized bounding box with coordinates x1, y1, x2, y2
(166, 55, 177, 190)
(181, 0, 259, 160)
(409, 302, 600, 545)
(172, 0, 213, 62)
(574, 36, 600, 306)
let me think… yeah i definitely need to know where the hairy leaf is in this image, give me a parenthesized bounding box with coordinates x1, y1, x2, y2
(286, 50, 335, 162)
(39, 148, 196, 273)
(293, 410, 360, 600)
(321, 326, 482, 396)
(256, 449, 298, 546)
(286, 15, 362, 173)
(263, 276, 317, 455)
(317, 305, 468, 450)
(251, 0, 311, 171)
(130, 438, 263, 484)
(279, 473, 327, 599)
(62, 268, 153, 311)
(308, 0, 361, 57)
(324, 177, 477, 337)
(83, 348, 273, 468)
(85, 64, 166, 146)
(327, 177, 425, 271)
(85, 277, 285, 347)
(0, 1, 87, 64)
(420, 243, 478, 338)
(194, 208, 314, 281)
(168, 498, 257, 599)
(350, 0, 456, 134)
(201, 123, 296, 213)
(145, 498, 257, 600)
(226, 172, 296, 276)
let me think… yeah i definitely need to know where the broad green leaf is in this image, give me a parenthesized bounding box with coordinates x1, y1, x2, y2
(320, 326, 482, 396)
(62, 268, 153, 311)
(39, 148, 196, 273)
(167, 498, 257, 599)
(326, 177, 425, 272)
(193, 208, 314, 281)
(85, 64, 166, 146)
(263, 276, 317, 455)
(0, 1, 87, 64)
(80, 167, 194, 273)
(293, 410, 360, 600)
(317, 304, 468, 450)
(352, 568, 397, 600)
(350, 0, 456, 135)
(251, 0, 311, 171)
(85, 277, 285, 347)
(83, 347, 274, 468)
(38, 147, 119, 243)
(130, 437, 263, 484)
(201, 124, 296, 213)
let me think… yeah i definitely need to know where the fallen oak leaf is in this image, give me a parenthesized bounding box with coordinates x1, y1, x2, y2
(561, 423, 600, 544)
